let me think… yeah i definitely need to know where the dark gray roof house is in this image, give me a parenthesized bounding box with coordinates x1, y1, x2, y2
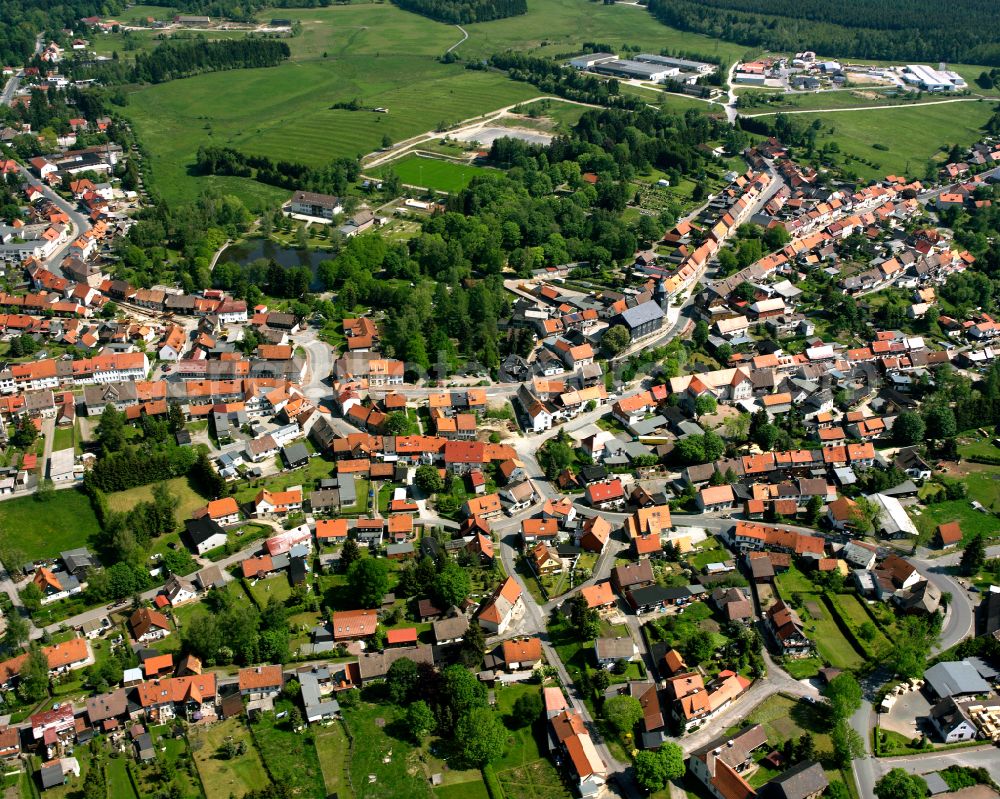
(282, 442, 310, 469)
(134, 733, 156, 762)
(39, 761, 65, 790)
(759, 761, 828, 799)
(60, 547, 97, 578)
(611, 300, 665, 340)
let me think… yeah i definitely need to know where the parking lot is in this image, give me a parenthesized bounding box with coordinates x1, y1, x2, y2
(881, 686, 932, 739)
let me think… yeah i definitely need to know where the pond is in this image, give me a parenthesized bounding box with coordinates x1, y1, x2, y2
(217, 238, 335, 289)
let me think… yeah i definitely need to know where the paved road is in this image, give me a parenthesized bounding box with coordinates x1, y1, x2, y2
(909, 549, 984, 653)
(13, 162, 92, 267)
(0, 75, 19, 106)
(855, 744, 1000, 798)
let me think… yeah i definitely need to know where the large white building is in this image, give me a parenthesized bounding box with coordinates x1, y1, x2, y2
(900, 64, 967, 92)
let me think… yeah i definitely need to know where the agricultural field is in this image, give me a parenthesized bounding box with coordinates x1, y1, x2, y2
(0, 489, 101, 561)
(106, 476, 210, 527)
(791, 101, 996, 181)
(377, 154, 488, 193)
(123, 0, 758, 206)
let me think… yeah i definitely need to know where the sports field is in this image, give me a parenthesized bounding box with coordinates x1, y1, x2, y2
(377, 154, 486, 192)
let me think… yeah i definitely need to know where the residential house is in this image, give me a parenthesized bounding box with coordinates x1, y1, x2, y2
(184, 517, 228, 556)
(129, 608, 171, 643)
(477, 577, 522, 635)
(594, 637, 638, 669)
(238, 665, 283, 701)
(765, 600, 811, 657)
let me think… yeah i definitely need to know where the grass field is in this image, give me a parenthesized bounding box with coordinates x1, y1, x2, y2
(376, 154, 487, 192)
(191, 717, 269, 799)
(126, 3, 539, 206)
(106, 758, 140, 799)
(314, 724, 353, 798)
(251, 709, 327, 799)
(0, 489, 101, 561)
(739, 87, 949, 113)
(797, 593, 865, 670)
(790, 101, 996, 180)
(452, 0, 747, 63)
(343, 702, 434, 799)
(107, 476, 209, 529)
(829, 593, 890, 654)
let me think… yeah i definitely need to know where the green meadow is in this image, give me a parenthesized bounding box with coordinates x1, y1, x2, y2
(792, 100, 996, 180)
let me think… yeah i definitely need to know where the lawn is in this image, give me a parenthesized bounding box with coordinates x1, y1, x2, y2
(342, 701, 434, 799)
(688, 536, 730, 570)
(233, 457, 335, 505)
(314, 723, 352, 798)
(788, 101, 996, 181)
(740, 695, 832, 763)
(51, 424, 76, 452)
(137, 725, 204, 799)
(250, 707, 327, 799)
(247, 573, 292, 607)
(106, 757, 140, 799)
(493, 684, 573, 799)
(0, 489, 101, 561)
(796, 594, 865, 670)
(107, 476, 209, 530)
(828, 593, 890, 654)
(912, 462, 1000, 542)
(774, 563, 820, 597)
(375, 154, 487, 193)
(782, 657, 824, 679)
(191, 716, 270, 799)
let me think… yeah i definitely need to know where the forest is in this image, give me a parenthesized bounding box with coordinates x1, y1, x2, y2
(391, 0, 526, 24)
(66, 38, 290, 84)
(647, 0, 1000, 66)
(0, 0, 126, 66)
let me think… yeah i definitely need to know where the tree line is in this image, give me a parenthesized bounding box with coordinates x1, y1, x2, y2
(489, 52, 647, 110)
(391, 0, 525, 24)
(195, 145, 360, 196)
(646, 0, 1000, 66)
(66, 37, 290, 84)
